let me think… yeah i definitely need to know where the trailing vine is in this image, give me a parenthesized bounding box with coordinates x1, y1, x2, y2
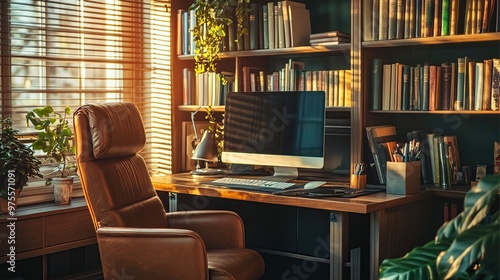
(189, 0, 250, 74)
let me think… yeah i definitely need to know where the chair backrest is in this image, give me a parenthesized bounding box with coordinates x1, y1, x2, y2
(74, 102, 168, 230)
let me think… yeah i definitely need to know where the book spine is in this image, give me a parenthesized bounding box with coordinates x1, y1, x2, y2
(402, 65, 411, 110)
(268, 2, 275, 49)
(474, 62, 484, 110)
(363, 0, 374, 41)
(249, 3, 259, 50)
(467, 61, 476, 110)
(433, 0, 442, 36)
(450, 0, 458, 35)
(491, 58, 500, 110)
(396, 0, 406, 39)
(415, 0, 422, 37)
(428, 65, 437, 111)
(437, 136, 451, 189)
(373, 0, 380, 40)
(424, 0, 434, 37)
(456, 57, 465, 110)
(482, 59, 493, 110)
(371, 59, 383, 110)
(263, 4, 269, 49)
(441, 63, 452, 110)
(380, 0, 389, 40)
(441, 0, 450, 36)
(421, 64, 430, 110)
(277, 2, 285, 48)
(388, 0, 398, 39)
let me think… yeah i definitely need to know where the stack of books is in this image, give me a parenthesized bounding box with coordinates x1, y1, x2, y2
(309, 31, 351, 46)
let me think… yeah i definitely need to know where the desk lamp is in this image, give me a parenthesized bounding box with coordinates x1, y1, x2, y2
(190, 108, 225, 175)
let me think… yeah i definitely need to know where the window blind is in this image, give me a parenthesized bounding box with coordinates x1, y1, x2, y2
(0, 0, 172, 204)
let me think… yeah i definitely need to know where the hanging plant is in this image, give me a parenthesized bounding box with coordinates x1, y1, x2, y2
(189, 0, 250, 74)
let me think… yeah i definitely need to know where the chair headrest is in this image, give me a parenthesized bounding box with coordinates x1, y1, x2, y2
(74, 102, 146, 160)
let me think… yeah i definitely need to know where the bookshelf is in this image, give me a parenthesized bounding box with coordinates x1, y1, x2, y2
(170, 0, 353, 175)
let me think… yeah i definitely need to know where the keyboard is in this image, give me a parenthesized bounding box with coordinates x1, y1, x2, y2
(209, 177, 296, 192)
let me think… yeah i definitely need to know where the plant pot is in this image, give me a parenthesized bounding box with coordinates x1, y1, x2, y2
(52, 177, 74, 205)
(0, 189, 20, 214)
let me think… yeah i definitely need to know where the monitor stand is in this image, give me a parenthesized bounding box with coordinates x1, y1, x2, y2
(264, 166, 298, 182)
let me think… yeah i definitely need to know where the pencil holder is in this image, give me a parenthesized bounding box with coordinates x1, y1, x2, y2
(351, 174, 367, 189)
(386, 161, 421, 195)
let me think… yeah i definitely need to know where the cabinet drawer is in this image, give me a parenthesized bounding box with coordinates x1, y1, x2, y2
(45, 210, 95, 246)
(0, 218, 43, 254)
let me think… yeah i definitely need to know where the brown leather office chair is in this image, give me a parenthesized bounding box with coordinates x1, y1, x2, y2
(74, 102, 265, 280)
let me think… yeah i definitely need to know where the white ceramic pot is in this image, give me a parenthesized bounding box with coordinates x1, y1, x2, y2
(52, 177, 74, 205)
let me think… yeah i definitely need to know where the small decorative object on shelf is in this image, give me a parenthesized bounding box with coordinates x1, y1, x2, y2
(26, 106, 77, 205)
(0, 118, 43, 213)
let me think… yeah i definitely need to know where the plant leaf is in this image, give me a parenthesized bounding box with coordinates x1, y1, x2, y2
(437, 222, 500, 279)
(379, 240, 451, 280)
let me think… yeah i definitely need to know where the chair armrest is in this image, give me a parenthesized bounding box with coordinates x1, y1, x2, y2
(166, 210, 245, 249)
(97, 227, 208, 280)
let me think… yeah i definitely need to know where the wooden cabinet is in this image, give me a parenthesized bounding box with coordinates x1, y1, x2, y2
(0, 198, 100, 279)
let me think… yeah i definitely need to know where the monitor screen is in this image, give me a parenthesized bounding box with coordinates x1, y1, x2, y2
(222, 91, 326, 181)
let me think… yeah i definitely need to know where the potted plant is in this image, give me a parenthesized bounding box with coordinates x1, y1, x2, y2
(189, 0, 249, 74)
(0, 118, 43, 213)
(25, 105, 76, 205)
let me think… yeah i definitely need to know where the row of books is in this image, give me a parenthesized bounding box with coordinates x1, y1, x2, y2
(365, 125, 463, 186)
(370, 57, 500, 111)
(182, 69, 234, 106)
(177, 1, 312, 55)
(242, 67, 352, 107)
(363, 0, 500, 41)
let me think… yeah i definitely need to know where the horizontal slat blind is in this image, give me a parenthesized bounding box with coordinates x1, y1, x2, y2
(1, 0, 172, 203)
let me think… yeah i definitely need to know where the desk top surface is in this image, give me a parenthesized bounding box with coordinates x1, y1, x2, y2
(152, 174, 433, 214)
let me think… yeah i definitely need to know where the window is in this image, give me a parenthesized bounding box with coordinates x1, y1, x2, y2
(1, 0, 172, 205)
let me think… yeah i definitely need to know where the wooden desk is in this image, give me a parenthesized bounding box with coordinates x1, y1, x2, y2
(153, 174, 435, 280)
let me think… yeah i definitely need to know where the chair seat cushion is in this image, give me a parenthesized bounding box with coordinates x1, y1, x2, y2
(207, 248, 265, 280)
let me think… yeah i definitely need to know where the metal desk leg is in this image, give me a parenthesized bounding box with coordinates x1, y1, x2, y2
(169, 192, 178, 212)
(330, 211, 348, 280)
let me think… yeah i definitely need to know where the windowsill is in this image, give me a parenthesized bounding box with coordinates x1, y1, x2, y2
(0, 196, 88, 221)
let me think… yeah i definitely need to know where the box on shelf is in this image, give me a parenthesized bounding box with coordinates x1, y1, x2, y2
(386, 161, 421, 195)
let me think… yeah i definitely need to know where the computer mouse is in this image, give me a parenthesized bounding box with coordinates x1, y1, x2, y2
(304, 181, 327, 190)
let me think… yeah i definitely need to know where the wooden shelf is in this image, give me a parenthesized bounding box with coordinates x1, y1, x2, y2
(177, 44, 351, 60)
(362, 32, 500, 48)
(179, 105, 351, 113)
(370, 110, 500, 114)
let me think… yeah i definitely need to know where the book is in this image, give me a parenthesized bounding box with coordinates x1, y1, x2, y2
(433, 0, 442, 36)
(444, 135, 461, 185)
(371, 59, 383, 110)
(450, 0, 459, 35)
(309, 31, 351, 39)
(467, 60, 476, 110)
(182, 68, 195, 105)
(379, 0, 389, 40)
(309, 37, 351, 44)
(421, 64, 430, 110)
(189, 9, 197, 55)
(491, 58, 500, 110)
(249, 3, 260, 50)
(402, 64, 411, 110)
(281, 1, 306, 48)
(437, 136, 452, 188)
(483, 59, 493, 110)
(428, 65, 438, 111)
(178, 9, 188, 55)
(441, 0, 450, 35)
(277, 2, 285, 48)
(363, 0, 374, 41)
(267, 2, 275, 49)
(404, 0, 412, 38)
(456, 57, 466, 110)
(424, 0, 434, 37)
(388, 0, 398, 39)
(365, 125, 399, 185)
(440, 62, 452, 110)
(263, 4, 268, 49)
(288, 4, 311, 47)
(396, 0, 405, 39)
(373, 0, 380, 40)
(226, 5, 237, 52)
(474, 62, 484, 110)
(415, 0, 422, 37)
(382, 64, 392, 110)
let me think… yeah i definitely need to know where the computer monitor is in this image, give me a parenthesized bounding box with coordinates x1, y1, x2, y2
(222, 91, 326, 181)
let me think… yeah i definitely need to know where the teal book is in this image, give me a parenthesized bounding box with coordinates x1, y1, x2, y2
(455, 57, 465, 110)
(421, 64, 430, 111)
(402, 64, 411, 110)
(371, 59, 383, 110)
